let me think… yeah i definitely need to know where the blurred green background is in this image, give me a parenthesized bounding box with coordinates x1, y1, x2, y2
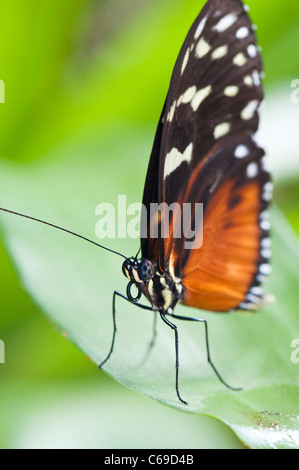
(0, 0, 298, 449)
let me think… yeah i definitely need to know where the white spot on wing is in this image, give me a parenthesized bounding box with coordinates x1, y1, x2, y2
(177, 86, 197, 106)
(256, 274, 265, 283)
(164, 143, 193, 179)
(244, 75, 254, 86)
(214, 122, 230, 139)
(239, 302, 259, 311)
(181, 48, 190, 75)
(224, 85, 239, 97)
(259, 263, 272, 275)
(233, 52, 247, 67)
(247, 44, 257, 58)
(262, 182, 273, 201)
(246, 161, 259, 178)
(251, 286, 262, 295)
(235, 145, 249, 159)
(246, 293, 260, 304)
(212, 45, 228, 59)
(260, 219, 270, 232)
(195, 37, 211, 58)
(174, 85, 212, 114)
(191, 85, 212, 111)
(194, 17, 207, 39)
(236, 26, 249, 39)
(252, 70, 260, 86)
(261, 248, 272, 259)
(213, 13, 237, 32)
(241, 100, 259, 120)
(167, 101, 176, 122)
(261, 237, 272, 248)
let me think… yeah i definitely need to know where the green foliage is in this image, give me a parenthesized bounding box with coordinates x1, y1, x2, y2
(0, 0, 298, 449)
(1, 127, 299, 448)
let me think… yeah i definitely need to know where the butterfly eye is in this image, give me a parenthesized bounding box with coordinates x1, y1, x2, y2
(137, 259, 154, 281)
(122, 259, 133, 279)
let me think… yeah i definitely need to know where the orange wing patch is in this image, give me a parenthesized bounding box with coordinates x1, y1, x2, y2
(181, 179, 261, 312)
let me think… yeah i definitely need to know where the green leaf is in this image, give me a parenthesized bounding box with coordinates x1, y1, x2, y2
(0, 125, 298, 449)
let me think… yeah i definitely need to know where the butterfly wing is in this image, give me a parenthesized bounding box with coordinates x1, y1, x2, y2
(170, 134, 271, 312)
(141, 103, 166, 266)
(141, 0, 271, 312)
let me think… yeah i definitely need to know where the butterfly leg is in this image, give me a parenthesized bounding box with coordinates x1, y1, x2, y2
(160, 312, 188, 405)
(137, 311, 158, 368)
(98, 290, 153, 370)
(167, 312, 242, 392)
(147, 310, 158, 352)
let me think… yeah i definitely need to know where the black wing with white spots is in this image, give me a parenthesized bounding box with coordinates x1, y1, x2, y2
(141, 0, 271, 312)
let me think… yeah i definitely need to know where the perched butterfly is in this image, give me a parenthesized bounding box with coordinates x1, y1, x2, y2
(99, 0, 272, 404)
(0, 0, 272, 405)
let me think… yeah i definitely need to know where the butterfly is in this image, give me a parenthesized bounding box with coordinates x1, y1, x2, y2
(0, 0, 272, 405)
(98, 0, 272, 404)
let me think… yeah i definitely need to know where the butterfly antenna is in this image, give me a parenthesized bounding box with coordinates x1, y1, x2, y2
(0, 207, 127, 260)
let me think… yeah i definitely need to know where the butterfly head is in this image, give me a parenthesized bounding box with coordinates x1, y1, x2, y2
(122, 257, 154, 284)
(122, 257, 155, 303)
